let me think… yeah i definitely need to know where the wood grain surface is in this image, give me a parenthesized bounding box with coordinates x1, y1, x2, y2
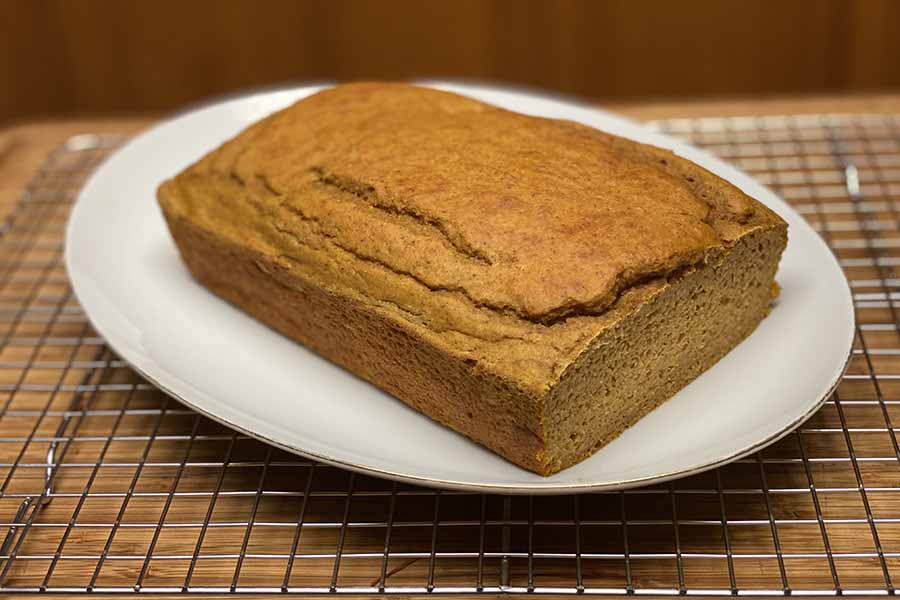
(4, 0, 900, 125)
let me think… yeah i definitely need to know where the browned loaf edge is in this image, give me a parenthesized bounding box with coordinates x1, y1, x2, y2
(157, 83, 788, 476)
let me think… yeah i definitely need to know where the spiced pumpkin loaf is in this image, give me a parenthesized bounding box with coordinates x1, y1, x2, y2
(157, 83, 787, 475)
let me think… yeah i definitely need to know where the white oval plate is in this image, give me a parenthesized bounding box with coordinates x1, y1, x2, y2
(66, 82, 854, 494)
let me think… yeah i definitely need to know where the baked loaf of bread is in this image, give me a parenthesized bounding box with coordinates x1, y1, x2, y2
(158, 83, 787, 475)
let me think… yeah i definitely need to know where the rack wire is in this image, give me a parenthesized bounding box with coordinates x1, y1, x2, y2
(0, 114, 898, 594)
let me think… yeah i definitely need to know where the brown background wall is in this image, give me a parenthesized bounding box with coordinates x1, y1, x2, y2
(3, 0, 899, 126)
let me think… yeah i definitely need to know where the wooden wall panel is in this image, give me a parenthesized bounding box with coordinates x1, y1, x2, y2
(837, 0, 900, 89)
(1, 0, 899, 125)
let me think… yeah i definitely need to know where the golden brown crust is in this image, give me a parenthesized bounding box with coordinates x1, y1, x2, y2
(159, 83, 784, 389)
(161, 210, 549, 472)
(157, 82, 788, 475)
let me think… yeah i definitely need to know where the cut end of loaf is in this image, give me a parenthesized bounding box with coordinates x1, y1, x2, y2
(536, 224, 788, 476)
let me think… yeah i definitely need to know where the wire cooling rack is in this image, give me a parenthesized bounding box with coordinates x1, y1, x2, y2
(0, 114, 898, 595)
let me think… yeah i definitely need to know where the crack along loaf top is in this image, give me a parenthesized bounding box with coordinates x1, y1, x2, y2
(158, 82, 784, 391)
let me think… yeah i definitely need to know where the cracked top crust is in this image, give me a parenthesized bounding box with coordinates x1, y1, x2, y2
(158, 83, 784, 391)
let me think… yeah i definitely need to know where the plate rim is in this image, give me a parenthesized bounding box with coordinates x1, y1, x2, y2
(65, 81, 856, 494)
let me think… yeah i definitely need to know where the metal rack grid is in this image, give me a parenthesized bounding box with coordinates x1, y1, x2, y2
(0, 114, 898, 595)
